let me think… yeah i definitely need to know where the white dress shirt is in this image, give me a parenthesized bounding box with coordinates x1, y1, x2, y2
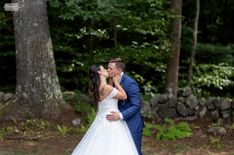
(118, 72, 124, 120)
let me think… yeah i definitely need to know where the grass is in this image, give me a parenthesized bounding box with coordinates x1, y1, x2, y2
(0, 149, 36, 155)
(0, 117, 234, 155)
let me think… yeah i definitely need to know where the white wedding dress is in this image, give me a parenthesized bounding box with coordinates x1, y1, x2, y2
(71, 88, 138, 155)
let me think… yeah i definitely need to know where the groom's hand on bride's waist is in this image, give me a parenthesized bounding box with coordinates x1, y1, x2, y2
(106, 111, 121, 121)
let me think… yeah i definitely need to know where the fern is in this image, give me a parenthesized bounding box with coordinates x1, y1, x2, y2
(155, 119, 192, 141)
(143, 122, 157, 137)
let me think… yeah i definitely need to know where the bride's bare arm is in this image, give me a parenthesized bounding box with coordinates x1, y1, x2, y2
(112, 75, 127, 100)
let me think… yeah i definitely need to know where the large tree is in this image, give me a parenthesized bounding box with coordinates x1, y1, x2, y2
(2, 0, 64, 119)
(188, 0, 200, 86)
(166, 0, 182, 97)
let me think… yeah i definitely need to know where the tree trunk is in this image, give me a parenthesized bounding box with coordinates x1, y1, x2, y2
(188, 0, 200, 86)
(166, 0, 182, 97)
(12, 0, 64, 118)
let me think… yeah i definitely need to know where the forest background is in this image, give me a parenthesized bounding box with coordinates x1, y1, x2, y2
(0, 0, 234, 102)
(0, 0, 234, 154)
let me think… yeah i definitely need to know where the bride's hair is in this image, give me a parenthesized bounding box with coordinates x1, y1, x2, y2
(89, 65, 101, 104)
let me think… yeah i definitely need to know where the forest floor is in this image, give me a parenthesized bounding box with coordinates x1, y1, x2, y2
(0, 112, 234, 155)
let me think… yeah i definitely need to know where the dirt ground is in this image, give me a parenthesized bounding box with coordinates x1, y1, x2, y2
(0, 115, 234, 155)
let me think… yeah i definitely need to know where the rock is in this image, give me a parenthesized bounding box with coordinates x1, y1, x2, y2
(141, 101, 153, 118)
(177, 102, 188, 117)
(188, 108, 196, 116)
(185, 95, 198, 109)
(3, 93, 14, 102)
(149, 95, 160, 108)
(199, 98, 206, 106)
(157, 104, 177, 119)
(182, 87, 192, 97)
(210, 110, 219, 121)
(206, 98, 215, 111)
(158, 94, 168, 104)
(231, 99, 234, 109)
(63, 91, 77, 101)
(167, 97, 177, 108)
(220, 99, 231, 111)
(212, 97, 220, 108)
(177, 97, 185, 103)
(177, 116, 197, 121)
(199, 106, 207, 118)
(207, 127, 227, 136)
(221, 110, 231, 119)
(72, 118, 81, 126)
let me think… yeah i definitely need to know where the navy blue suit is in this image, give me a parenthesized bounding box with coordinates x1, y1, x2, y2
(118, 74, 144, 155)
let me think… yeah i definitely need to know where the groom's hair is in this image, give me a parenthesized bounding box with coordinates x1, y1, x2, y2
(109, 57, 125, 71)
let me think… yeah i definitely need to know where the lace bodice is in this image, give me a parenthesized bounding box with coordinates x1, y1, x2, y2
(98, 88, 119, 113)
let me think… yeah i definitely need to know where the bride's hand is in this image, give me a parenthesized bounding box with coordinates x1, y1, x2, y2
(113, 74, 121, 84)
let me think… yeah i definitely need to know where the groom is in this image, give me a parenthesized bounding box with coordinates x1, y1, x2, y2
(106, 57, 144, 155)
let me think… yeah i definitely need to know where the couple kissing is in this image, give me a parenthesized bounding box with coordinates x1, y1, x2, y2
(71, 57, 144, 155)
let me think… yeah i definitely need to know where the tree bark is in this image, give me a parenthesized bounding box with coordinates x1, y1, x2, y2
(188, 0, 200, 86)
(12, 0, 64, 118)
(166, 0, 182, 97)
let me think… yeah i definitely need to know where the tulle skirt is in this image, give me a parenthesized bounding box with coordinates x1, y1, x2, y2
(71, 112, 138, 155)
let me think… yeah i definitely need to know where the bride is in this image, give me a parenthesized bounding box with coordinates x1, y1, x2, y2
(71, 65, 138, 155)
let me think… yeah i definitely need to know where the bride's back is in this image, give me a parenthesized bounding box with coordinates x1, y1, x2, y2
(98, 88, 119, 113)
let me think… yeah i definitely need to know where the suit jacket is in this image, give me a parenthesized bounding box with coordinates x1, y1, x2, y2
(118, 73, 144, 134)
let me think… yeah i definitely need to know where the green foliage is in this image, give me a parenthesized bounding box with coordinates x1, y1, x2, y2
(25, 119, 52, 129)
(209, 119, 222, 128)
(231, 122, 234, 130)
(87, 108, 96, 127)
(74, 101, 93, 115)
(1, 0, 233, 98)
(143, 126, 152, 137)
(196, 43, 234, 65)
(57, 124, 71, 137)
(209, 136, 223, 149)
(0, 149, 36, 155)
(49, 0, 126, 21)
(131, 72, 157, 97)
(64, 90, 97, 125)
(0, 8, 15, 92)
(155, 118, 192, 141)
(143, 119, 192, 141)
(47, 0, 171, 93)
(143, 122, 157, 137)
(91, 44, 169, 94)
(192, 63, 234, 96)
(179, 41, 234, 97)
(0, 129, 7, 141)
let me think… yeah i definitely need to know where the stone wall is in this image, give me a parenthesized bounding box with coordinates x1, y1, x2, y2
(1, 89, 234, 122)
(141, 87, 234, 121)
(0, 91, 14, 104)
